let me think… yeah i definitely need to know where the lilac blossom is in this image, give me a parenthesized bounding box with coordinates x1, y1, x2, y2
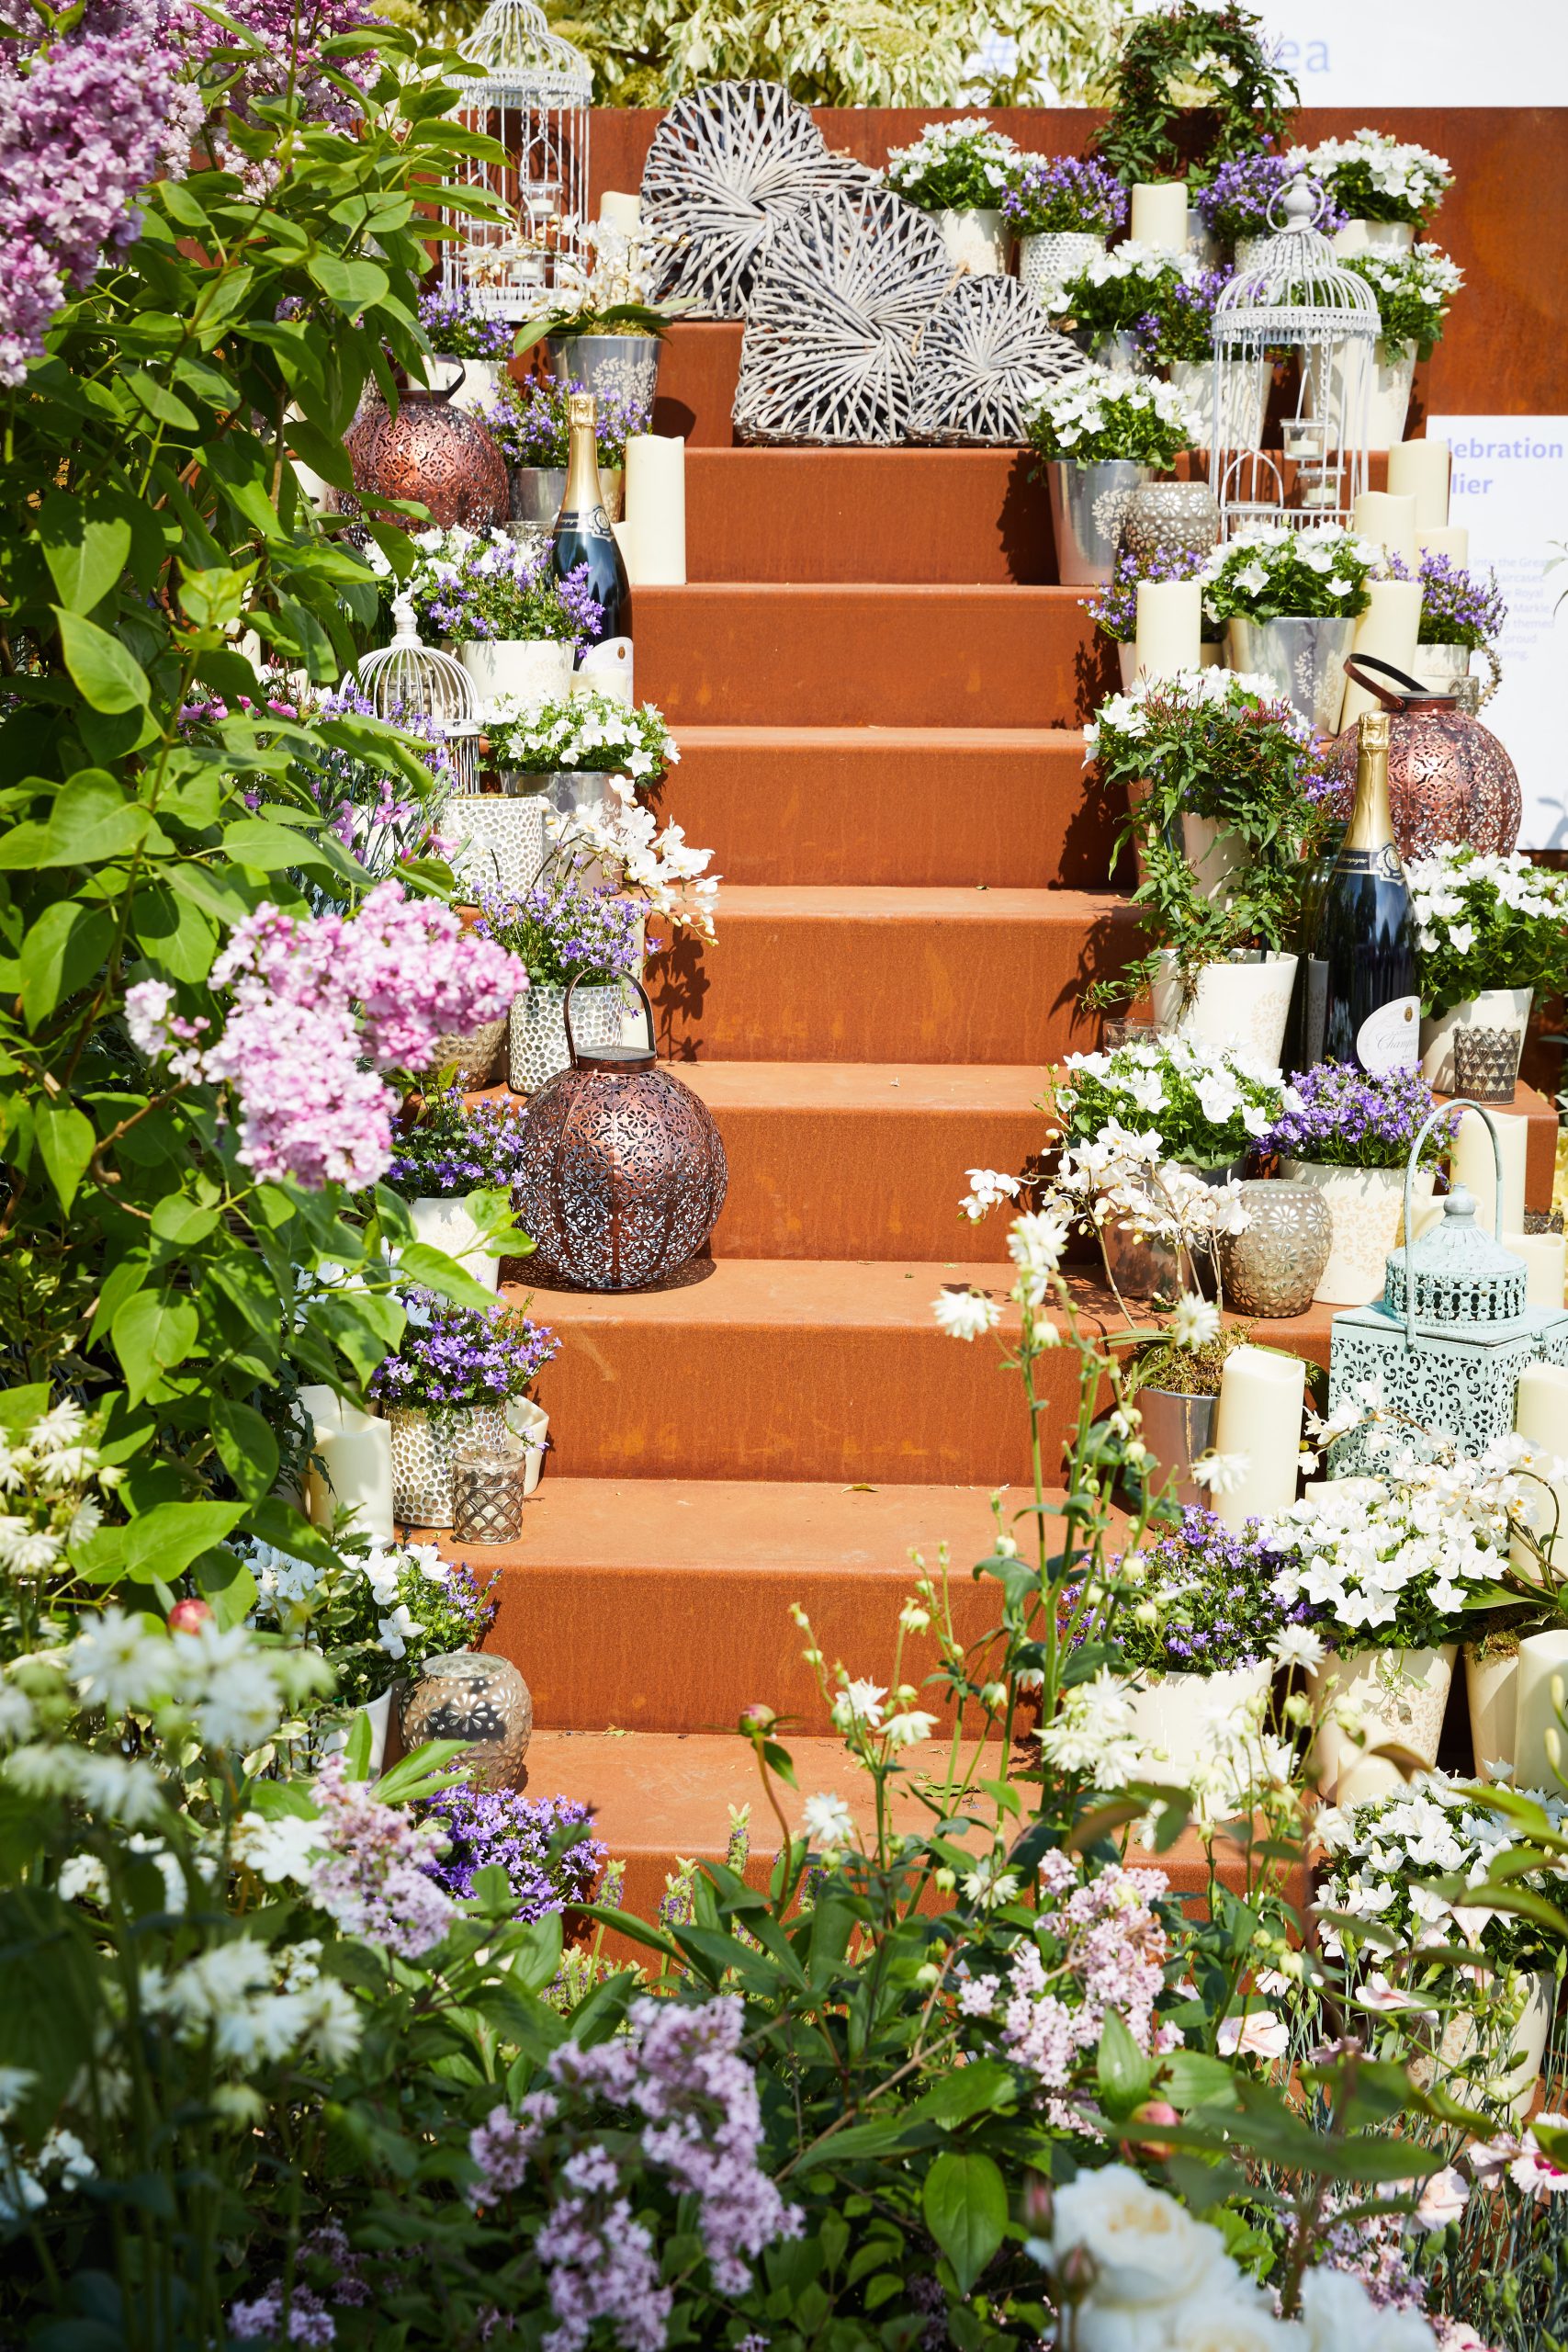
(367, 1294, 558, 1411)
(227, 2286, 337, 2347)
(1260, 1062, 1456, 1170)
(418, 1785, 604, 1915)
(307, 1752, 457, 1959)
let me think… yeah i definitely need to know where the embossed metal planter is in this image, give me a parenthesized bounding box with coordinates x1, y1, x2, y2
(1225, 615, 1356, 733)
(543, 333, 661, 412)
(1045, 458, 1150, 586)
(389, 1401, 511, 1526)
(510, 980, 623, 1095)
(1136, 1386, 1219, 1510)
(1324, 656, 1521, 863)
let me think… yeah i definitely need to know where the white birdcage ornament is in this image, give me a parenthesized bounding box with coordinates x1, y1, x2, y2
(351, 595, 480, 792)
(1209, 175, 1382, 538)
(1327, 1103, 1568, 1475)
(440, 0, 592, 322)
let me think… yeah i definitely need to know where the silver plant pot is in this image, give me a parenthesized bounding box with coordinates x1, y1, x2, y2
(508, 463, 624, 527)
(1136, 1386, 1219, 1511)
(543, 333, 661, 413)
(1046, 458, 1151, 587)
(1225, 614, 1356, 732)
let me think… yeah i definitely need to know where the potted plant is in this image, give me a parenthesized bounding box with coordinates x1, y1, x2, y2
(1201, 524, 1380, 729)
(1024, 367, 1199, 584)
(1194, 152, 1347, 266)
(1316, 1771, 1562, 2120)
(472, 878, 644, 1094)
(1336, 242, 1465, 444)
(1405, 844, 1568, 1093)
(486, 689, 678, 830)
(1055, 242, 1197, 368)
(1127, 263, 1269, 452)
(1258, 1062, 1452, 1306)
(1123, 1309, 1259, 1508)
(479, 377, 650, 529)
(1288, 128, 1454, 254)
(369, 1291, 558, 1527)
(1086, 668, 1332, 1057)
(384, 1091, 534, 1292)
(416, 287, 517, 413)
(1002, 154, 1126, 311)
(250, 1533, 498, 1712)
(1092, 1, 1297, 188)
(1084, 546, 1222, 690)
(883, 117, 1021, 277)
(514, 220, 677, 411)
(1396, 549, 1507, 706)
(402, 526, 604, 711)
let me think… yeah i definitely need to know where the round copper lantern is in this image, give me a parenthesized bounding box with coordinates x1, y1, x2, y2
(1324, 654, 1520, 863)
(514, 978, 728, 1292)
(341, 384, 509, 535)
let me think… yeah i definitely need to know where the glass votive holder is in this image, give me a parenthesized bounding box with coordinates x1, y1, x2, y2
(451, 1444, 527, 1544)
(1452, 1025, 1525, 1106)
(1103, 1014, 1156, 1051)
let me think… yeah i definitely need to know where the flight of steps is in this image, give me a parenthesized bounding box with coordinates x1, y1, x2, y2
(443, 327, 1558, 1921)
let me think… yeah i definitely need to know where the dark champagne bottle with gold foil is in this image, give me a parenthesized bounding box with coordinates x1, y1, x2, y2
(550, 390, 629, 650)
(1301, 708, 1419, 1073)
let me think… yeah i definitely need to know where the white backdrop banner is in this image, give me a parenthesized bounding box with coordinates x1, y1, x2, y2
(1426, 414, 1568, 851)
(1231, 1, 1566, 105)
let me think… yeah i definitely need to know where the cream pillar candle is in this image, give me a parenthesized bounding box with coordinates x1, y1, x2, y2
(1450, 1106, 1529, 1240)
(598, 189, 642, 229)
(1211, 1344, 1306, 1533)
(622, 432, 686, 587)
(1387, 438, 1450, 528)
(1129, 181, 1190, 252)
(1339, 578, 1423, 729)
(1515, 1362, 1568, 1575)
(1505, 1229, 1568, 1310)
(1512, 1628, 1568, 1790)
(1351, 489, 1419, 568)
(1417, 525, 1469, 566)
(299, 1383, 395, 1546)
(1134, 579, 1201, 682)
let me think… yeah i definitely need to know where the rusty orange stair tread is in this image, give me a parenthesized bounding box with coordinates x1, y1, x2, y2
(672, 724, 1085, 752)
(510, 1256, 1025, 1329)
(678, 1060, 1046, 1114)
(682, 883, 1118, 922)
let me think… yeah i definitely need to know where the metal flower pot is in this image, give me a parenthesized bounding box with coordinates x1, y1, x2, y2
(508, 463, 624, 528)
(543, 334, 661, 413)
(1018, 231, 1104, 311)
(1046, 459, 1151, 586)
(1136, 1386, 1219, 1511)
(1225, 615, 1356, 732)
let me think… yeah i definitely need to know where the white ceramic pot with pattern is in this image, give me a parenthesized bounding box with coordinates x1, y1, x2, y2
(1410, 1968, 1553, 2125)
(1310, 1643, 1457, 1804)
(933, 208, 1008, 275)
(445, 789, 551, 899)
(1278, 1158, 1436, 1306)
(1122, 1662, 1273, 1778)
(509, 980, 624, 1094)
(1018, 230, 1104, 310)
(1150, 949, 1297, 1069)
(457, 639, 573, 716)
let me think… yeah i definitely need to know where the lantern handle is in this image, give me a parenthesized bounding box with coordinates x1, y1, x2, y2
(1400, 1099, 1503, 1350)
(563, 971, 656, 1066)
(1339, 653, 1433, 713)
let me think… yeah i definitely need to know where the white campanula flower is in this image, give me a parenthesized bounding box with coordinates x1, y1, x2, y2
(800, 1792, 856, 1853)
(932, 1288, 1001, 1340)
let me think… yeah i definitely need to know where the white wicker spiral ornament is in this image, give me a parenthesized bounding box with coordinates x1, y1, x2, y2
(638, 80, 871, 321)
(733, 187, 953, 447)
(909, 277, 1089, 447)
(440, 0, 592, 321)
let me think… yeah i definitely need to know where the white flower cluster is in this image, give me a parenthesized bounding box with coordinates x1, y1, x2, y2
(1348, 241, 1464, 304)
(487, 689, 678, 784)
(1082, 663, 1287, 755)
(0, 1398, 120, 1578)
(548, 215, 664, 312)
(139, 1931, 360, 2070)
(1315, 1770, 1567, 1962)
(58, 1604, 327, 1752)
(1030, 365, 1201, 455)
(1038, 2161, 1441, 2352)
(1066, 239, 1202, 290)
(883, 117, 1021, 197)
(1404, 845, 1568, 964)
(251, 1535, 457, 1664)
(932, 1201, 1072, 1341)
(558, 777, 720, 942)
(0, 2069, 95, 2225)
(1060, 1034, 1280, 1144)
(1201, 524, 1384, 619)
(1289, 129, 1453, 220)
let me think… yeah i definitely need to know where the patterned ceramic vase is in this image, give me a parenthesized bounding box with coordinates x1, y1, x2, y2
(1122, 479, 1220, 568)
(1310, 1644, 1458, 1804)
(1419, 987, 1532, 1094)
(397, 1650, 533, 1791)
(1278, 1159, 1435, 1307)
(1214, 1181, 1334, 1318)
(388, 1401, 510, 1526)
(418, 1015, 506, 1091)
(510, 982, 623, 1094)
(446, 789, 551, 898)
(1018, 231, 1104, 310)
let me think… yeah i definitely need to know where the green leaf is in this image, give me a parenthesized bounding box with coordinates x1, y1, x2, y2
(42, 770, 150, 866)
(120, 1499, 245, 1581)
(307, 253, 389, 311)
(394, 1242, 503, 1309)
(0, 1385, 51, 1437)
(375, 1738, 472, 1807)
(111, 1289, 200, 1403)
(909, 2060, 1017, 2129)
(343, 1707, 374, 1781)
(38, 495, 132, 616)
(35, 1102, 96, 1210)
(921, 2150, 1007, 2295)
(19, 901, 114, 1024)
(54, 610, 150, 715)
(178, 566, 253, 633)
(1097, 2008, 1153, 2116)
(210, 1396, 279, 1500)
(190, 1546, 259, 1629)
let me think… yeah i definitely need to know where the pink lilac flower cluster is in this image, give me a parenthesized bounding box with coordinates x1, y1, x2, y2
(165, 0, 377, 140)
(0, 0, 195, 385)
(124, 882, 525, 1190)
(960, 1852, 1176, 2131)
(307, 1752, 457, 1959)
(227, 2222, 369, 2347)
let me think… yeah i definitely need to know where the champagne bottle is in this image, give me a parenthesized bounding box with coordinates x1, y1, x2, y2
(550, 390, 631, 688)
(1303, 708, 1419, 1074)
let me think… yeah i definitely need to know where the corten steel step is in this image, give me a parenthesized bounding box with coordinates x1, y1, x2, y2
(662, 725, 1116, 890)
(682, 1061, 1046, 1261)
(644, 885, 1138, 1066)
(453, 1476, 1019, 1736)
(635, 582, 1116, 729)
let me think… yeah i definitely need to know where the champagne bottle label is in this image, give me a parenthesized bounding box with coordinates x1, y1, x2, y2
(564, 503, 614, 543)
(1336, 845, 1404, 880)
(1355, 994, 1419, 1076)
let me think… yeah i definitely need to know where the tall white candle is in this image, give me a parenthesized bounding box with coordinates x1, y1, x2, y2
(623, 432, 687, 587)
(1339, 579, 1423, 729)
(1513, 1628, 1568, 1791)
(1211, 1345, 1306, 1532)
(299, 1383, 395, 1546)
(599, 189, 642, 229)
(1505, 1229, 1568, 1310)
(1351, 489, 1420, 568)
(1514, 1362, 1568, 1576)
(1134, 579, 1201, 682)
(1417, 525, 1469, 566)
(1450, 1107, 1529, 1241)
(1130, 181, 1190, 253)
(1386, 438, 1450, 528)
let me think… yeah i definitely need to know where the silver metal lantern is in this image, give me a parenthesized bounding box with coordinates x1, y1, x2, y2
(1210, 175, 1381, 537)
(350, 594, 480, 792)
(1327, 1104, 1568, 1472)
(440, 0, 592, 322)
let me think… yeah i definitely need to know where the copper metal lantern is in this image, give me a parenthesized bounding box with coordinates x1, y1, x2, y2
(1325, 654, 1520, 864)
(514, 978, 728, 1291)
(342, 385, 509, 534)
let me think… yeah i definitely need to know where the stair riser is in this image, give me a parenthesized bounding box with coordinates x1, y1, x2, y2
(684, 449, 1056, 584)
(648, 901, 1137, 1063)
(637, 587, 1115, 729)
(668, 736, 1118, 889)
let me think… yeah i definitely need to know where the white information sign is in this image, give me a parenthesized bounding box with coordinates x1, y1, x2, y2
(1425, 415, 1568, 851)
(1170, 0, 1568, 105)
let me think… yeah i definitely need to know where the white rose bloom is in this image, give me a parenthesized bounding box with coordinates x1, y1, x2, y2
(1298, 2267, 1437, 2352)
(1164, 2292, 1298, 2352)
(1053, 2165, 1235, 2323)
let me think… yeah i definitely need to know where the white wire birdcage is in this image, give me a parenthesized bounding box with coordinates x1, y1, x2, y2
(352, 595, 481, 793)
(440, 0, 592, 323)
(1209, 175, 1382, 538)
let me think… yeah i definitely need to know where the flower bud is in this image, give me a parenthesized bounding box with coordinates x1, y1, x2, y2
(980, 1681, 1009, 1713)
(915, 1962, 941, 1989)
(933, 1867, 957, 1893)
(1021, 2176, 1054, 2232)
(738, 1703, 777, 1737)
(1128, 2099, 1179, 2160)
(167, 1598, 214, 1634)
(1057, 2244, 1099, 2302)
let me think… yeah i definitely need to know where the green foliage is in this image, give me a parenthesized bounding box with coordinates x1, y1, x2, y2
(1093, 1, 1297, 184)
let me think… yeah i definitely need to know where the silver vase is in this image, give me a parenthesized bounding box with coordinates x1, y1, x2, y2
(508, 464, 623, 527)
(1046, 459, 1151, 586)
(543, 333, 661, 413)
(1225, 615, 1356, 731)
(1136, 1387, 1219, 1511)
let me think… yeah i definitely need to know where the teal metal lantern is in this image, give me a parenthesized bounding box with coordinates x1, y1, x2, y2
(1327, 1102, 1568, 1472)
